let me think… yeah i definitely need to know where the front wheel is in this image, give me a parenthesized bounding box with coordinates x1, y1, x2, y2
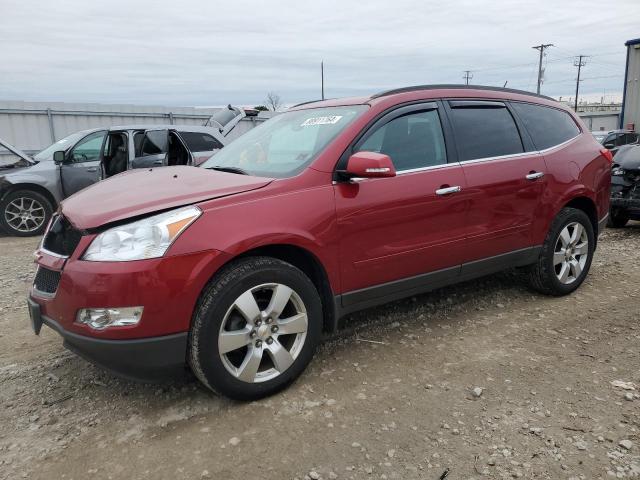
(0, 189, 53, 236)
(188, 257, 323, 400)
(527, 207, 595, 296)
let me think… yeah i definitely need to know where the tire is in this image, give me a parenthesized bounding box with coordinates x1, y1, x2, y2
(188, 256, 323, 400)
(527, 207, 595, 296)
(0, 189, 53, 237)
(607, 208, 629, 228)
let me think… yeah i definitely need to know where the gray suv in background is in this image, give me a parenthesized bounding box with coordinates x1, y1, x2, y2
(0, 125, 228, 236)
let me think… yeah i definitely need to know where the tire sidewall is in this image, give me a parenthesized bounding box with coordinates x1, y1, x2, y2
(544, 209, 595, 295)
(0, 190, 53, 237)
(191, 260, 323, 400)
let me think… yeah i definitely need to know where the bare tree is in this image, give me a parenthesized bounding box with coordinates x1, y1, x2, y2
(266, 92, 282, 111)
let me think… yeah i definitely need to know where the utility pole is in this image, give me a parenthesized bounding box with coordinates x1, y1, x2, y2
(321, 61, 325, 100)
(532, 43, 553, 94)
(462, 70, 473, 85)
(573, 55, 587, 112)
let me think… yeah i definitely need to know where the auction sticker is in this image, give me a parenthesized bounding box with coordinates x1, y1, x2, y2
(301, 115, 343, 126)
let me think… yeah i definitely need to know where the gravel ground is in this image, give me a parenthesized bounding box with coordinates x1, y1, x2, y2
(1, 225, 640, 480)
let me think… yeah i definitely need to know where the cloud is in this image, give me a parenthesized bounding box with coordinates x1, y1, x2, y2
(0, 0, 637, 105)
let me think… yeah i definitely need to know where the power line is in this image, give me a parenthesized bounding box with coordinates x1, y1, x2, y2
(462, 70, 473, 85)
(532, 44, 554, 94)
(573, 55, 588, 111)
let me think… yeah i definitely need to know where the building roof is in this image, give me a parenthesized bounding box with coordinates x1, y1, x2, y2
(625, 38, 640, 46)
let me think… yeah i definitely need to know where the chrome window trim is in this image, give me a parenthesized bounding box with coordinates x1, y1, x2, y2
(456, 134, 580, 166)
(396, 162, 459, 175)
(537, 134, 580, 154)
(338, 131, 582, 181)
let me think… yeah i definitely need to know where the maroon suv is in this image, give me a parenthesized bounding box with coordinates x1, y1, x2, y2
(28, 85, 611, 400)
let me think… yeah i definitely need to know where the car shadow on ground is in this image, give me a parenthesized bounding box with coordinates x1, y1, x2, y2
(36, 267, 529, 408)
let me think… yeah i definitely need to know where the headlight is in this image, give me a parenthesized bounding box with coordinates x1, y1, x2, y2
(611, 167, 625, 176)
(82, 205, 201, 261)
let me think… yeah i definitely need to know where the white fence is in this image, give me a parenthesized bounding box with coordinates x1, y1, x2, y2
(0, 100, 272, 157)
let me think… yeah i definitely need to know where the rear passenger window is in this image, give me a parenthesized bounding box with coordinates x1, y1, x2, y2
(179, 132, 224, 152)
(356, 109, 447, 171)
(511, 102, 580, 150)
(448, 102, 523, 161)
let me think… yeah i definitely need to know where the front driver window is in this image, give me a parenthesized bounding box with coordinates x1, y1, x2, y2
(69, 131, 106, 163)
(357, 109, 447, 171)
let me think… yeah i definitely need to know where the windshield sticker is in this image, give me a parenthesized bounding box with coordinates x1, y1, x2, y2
(301, 115, 343, 127)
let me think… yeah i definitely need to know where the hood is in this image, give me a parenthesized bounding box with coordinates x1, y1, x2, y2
(0, 137, 36, 170)
(61, 166, 273, 229)
(614, 144, 640, 172)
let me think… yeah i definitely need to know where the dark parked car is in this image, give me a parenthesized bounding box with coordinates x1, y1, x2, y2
(592, 129, 638, 156)
(28, 85, 611, 400)
(0, 125, 227, 236)
(609, 143, 640, 227)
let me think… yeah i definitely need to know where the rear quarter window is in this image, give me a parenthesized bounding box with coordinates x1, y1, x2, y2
(511, 102, 580, 150)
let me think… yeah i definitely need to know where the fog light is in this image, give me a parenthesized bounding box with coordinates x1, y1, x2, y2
(76, 307, 143, 330)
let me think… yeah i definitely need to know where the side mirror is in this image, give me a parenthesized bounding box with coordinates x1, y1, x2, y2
(53, 151, 65, 164)
(604, 142, 615, 149)
(345, 151, 396, 181)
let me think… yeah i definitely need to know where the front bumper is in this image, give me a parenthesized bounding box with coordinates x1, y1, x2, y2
(29, 244, 231, 380)
(28, 298, 188, 380)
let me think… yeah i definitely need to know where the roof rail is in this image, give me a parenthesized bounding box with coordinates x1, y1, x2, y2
(290, 99, 333, 108)
(371, 84, 556, 102)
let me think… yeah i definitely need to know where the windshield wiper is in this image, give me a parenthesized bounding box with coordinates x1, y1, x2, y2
(207, 165, 249, 175)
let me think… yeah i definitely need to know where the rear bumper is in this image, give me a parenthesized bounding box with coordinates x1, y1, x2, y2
(610, 197, 640, 209)
(28, 298, 188, 380)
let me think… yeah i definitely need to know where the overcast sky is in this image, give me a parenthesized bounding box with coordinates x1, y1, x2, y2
(1, 0, 638, 107)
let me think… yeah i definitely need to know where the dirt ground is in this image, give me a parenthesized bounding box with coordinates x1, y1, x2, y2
(1, 225, 640, 480)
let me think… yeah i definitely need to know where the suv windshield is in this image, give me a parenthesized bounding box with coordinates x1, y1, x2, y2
(33, 131, 89, 161)
(201, 105, 367, 177)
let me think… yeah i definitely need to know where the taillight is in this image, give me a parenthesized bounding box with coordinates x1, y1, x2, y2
(600, 148, 613, 164)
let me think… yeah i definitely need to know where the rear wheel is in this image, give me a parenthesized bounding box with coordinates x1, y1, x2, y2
(527, 207, 594, 296)
(188, 257, 322, 400)
(0, 190, 53, 236)
(607, 208, 629, 228)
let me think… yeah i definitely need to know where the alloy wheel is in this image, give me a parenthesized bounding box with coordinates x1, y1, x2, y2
(218, 283, 308, 383)
(4, 197, 46, 233)
(553, 221, 589, 285)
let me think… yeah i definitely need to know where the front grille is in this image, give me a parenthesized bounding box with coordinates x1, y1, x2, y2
(42, 215, 82, 257)
(34, 267, 61, 294)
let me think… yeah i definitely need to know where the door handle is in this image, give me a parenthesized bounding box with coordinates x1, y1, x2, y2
(435, 185, 462, 196)
(525, 172, 544, 180)
(86, 167, 98, 172)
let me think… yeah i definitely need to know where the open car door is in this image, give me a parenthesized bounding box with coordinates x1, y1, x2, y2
(131, 129, 169, 169)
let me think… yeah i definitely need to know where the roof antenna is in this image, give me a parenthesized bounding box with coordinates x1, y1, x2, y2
(503, 81, 508, 88)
